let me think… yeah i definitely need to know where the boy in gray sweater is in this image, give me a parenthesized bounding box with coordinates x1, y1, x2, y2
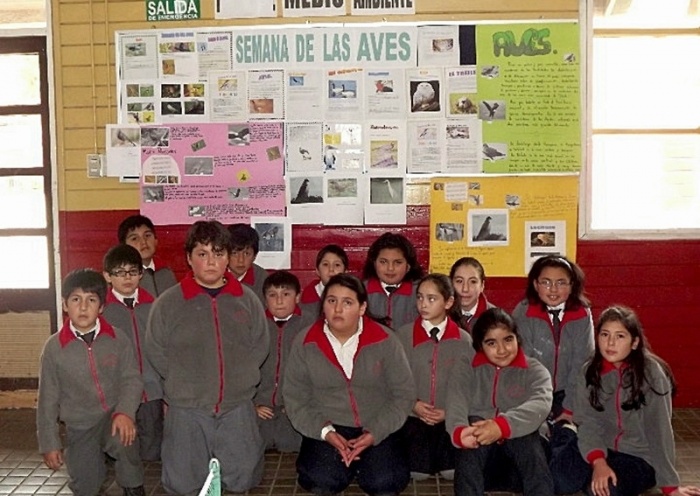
(37, 269, 144, 496)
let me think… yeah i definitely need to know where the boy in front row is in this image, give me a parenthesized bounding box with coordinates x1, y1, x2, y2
(254, 270, 310, 453)
(37, 269, 145, 496)
(102, 244, 163, 462)
(118, 214, 177, 297)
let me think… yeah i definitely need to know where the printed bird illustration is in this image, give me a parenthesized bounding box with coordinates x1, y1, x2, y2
(299, 147, 311, 160)
(231, 188, 241, 198)
(483, 143, 506, 162)
(324, 147, 337, 170)
(229, 128, 250, 143)
(260, 226, 279, 240)
(375, 80, 393, 93)
(455, 96, 477, 114)
(116, 129, 137, 146)
(295, 179, 310, 203)
(290, 77, 303, 85)
(475, 216, 492, 241)
(564, 53, 576, 63)
(482, 101, 499, 119)
(418, 127, 431, 139)
(384, 179, 398, 202)
(330, 82, 344, 97)
(165, 103, 180, 114)
(412, 82, 436, 111)
(481, 66, 499, 78)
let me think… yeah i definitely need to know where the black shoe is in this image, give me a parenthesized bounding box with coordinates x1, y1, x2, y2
(123, 486, 146, 496)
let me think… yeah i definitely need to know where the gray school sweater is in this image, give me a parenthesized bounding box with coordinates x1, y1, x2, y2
(396, 318, 474, 410)
(254, 308, 311, 408)
(37, 317, 143, 453)
(512, 299, 594, 413)
(574, 358, 680, 490)
(140, 258, 177, 297)
(365, 278, 419, 330)
(446, 349, 552, 445)
(239, 263, 268, 305)
(102, 288, 162, 401)
(283, 316, 415, 444)
(145, 272, 268, 414)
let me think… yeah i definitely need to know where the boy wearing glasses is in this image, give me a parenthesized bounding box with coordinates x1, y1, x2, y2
(102, 244, 163, 462)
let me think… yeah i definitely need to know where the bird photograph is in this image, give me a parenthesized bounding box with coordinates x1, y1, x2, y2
(374, 80, 394, 93)
(290, 177, 323, 204)
(480, 65, 500, 79)
(184, 99, 205, 115)
(184, 157, 213, 176)
(329, 81, 345, 98)
(327, 178, 357, 198)
(480, 100, 506, 120)
(531, 231, 555, 247)
(299, 147, 312, 161)
(142, 186, 164, 203)
(161, 102, 182, 115)
(453, 95, 478, 114)
(228, 126, 250, 146)
(141, 127, 169, 147)
(323, 146, 337, 171)
(113, 128, 139, 147)
(256, 223, 284, 252)
(483, 143, 507, 162)
(436, 223, 463, 242)
(411, 81, 440, 112)
(370, 178, 403, 205)
(472, 213, 508, 243)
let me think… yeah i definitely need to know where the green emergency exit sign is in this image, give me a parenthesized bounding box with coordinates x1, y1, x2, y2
(146, 0, 201, 21)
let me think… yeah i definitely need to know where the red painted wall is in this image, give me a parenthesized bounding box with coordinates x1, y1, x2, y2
(59, 209, 700, 406)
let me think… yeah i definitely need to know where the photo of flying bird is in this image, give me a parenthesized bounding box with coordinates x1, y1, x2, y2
(474, 216, 492, 241)
(482, 101, 499, 119)
(480, 65, 500, 78)
(483, 143, 507, 162)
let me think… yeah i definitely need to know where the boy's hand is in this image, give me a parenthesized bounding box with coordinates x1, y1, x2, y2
(346, 431, 375, 465)
(591, 458, 616, 496)
(471, 419, 502, 445)
(325, 431, 352, 466)
(459, 426, 479, 449)
(43, 450, 63, 470)
(256, 405, 274, 420)
(112, 414, 137, 446)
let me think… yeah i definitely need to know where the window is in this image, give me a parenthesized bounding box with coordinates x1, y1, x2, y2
(0, 36, 56, 316)
(584, 0, 700, 236)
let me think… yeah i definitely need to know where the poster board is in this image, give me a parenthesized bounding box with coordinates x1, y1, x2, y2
(429, 174, 579, 276)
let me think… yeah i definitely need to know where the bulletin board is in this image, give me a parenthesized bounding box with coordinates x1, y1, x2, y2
(429, 174, 579, 277)
(113, 21, 580, 226)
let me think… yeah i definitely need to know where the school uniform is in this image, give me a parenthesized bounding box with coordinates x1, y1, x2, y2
(512, 299, 594, 415)
(102, 287, 163, 461)
(254, 307, 310, 452)
(145, 272, 269, 495)
(571, 359, 681, 495)
(140, 256, 177, 298)
(365, 278, 419, 330)
(455, 293, 496, 333)
(446, 349, 554, 496)
(37, 317, 144, 496)
(396, 317, 474, 476)
(238, 262, 268, 304)
(299, 278, 323, 321)
(283, 316, 415, 495)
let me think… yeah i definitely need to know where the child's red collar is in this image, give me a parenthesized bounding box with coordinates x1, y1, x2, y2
(105, 287, 155, 305)
(472, 348, 528, 368)
(300, 279, 321, 304)
(601, 358, 628, 375)
(58, 315, 116, 348)
(265, 306, 302, 321)
(180, 271, 243, 299)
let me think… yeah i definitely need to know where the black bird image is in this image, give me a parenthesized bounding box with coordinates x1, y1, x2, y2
(231, 188, 241, 198)
(483, 143, 506, 162)
(116, 129, 137, 146)
(475, 216, 492, 241)
(294, 179, 310, 203)
(299, 147, 311, 160)
(482, 101, 499, 119)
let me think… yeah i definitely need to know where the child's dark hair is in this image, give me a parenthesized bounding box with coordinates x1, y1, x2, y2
(471, 308, 520, 352)
(316, 244, 349, 270)
(117, 215, 156, 243)
(418, 273, 455, 303)
(61, 268, 108, 306)
(263, 270, 301, 295)
(185, 221, 231, 255)
(586, 305, 676, 412)
(228, 223, 259, 254)
(525, 255, 589, 309)
(449, 257, 486, 282)
(103, 245, 143, 274)
(322, 274, 368, 307)
(361, 232, 424, 282)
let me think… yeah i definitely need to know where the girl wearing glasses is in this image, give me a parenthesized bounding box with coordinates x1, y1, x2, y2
(513, 255, 593, 426)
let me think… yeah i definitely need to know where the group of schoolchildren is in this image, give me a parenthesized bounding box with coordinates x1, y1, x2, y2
(36, 217, 700, 496)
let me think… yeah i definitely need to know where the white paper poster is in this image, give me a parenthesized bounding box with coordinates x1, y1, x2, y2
(417, 25, 460, 67)
(105, 124, 141, 177)
(119, 34, 159, 80)
(251, 216, 292, 269)
(247, 69, 285, 120)
(208, 71, 247, 122)
(286, 70, 324, 121)
(216, 0, 276, 19)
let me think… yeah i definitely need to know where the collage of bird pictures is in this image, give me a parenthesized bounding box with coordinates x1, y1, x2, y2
(114, 21, 581, 236)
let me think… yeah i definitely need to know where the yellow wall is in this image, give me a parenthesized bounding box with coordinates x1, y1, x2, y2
(53, 0, 578, 212)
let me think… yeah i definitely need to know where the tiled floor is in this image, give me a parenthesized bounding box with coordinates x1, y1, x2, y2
(1, 408, 699, 495)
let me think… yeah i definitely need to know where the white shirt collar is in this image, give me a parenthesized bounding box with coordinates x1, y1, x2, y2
(112, 288, 138, 306)
(462, 301, 479, 316)
(143, 260, 155, 271)
(314, 280, 325, 297)
(421, 317, 448, 341)
(69, 318, 101, 338)
(323, 318, 363, 378)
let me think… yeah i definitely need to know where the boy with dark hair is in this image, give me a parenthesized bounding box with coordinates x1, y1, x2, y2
(118, 214, 177, 297)
(227, 223, 268, 303)
(255, 270, 310, 453)
(102, 244, 163, 462)
(145, 220, 269, 495)
(37, 268, 145, 496)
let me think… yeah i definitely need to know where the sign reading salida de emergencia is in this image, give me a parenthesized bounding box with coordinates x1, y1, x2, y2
(146, 0, 201, 21)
